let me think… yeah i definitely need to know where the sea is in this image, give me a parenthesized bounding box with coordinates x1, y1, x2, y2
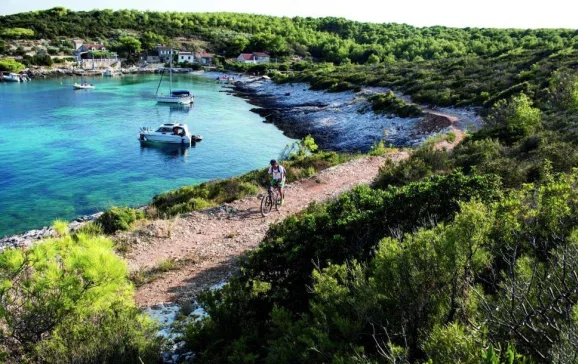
(0, 73, 294, 236)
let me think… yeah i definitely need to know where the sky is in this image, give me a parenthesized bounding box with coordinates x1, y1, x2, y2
(1, 0, 576, 29)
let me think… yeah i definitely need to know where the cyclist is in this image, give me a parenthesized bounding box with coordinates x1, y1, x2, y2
(267, 159, 286, 205)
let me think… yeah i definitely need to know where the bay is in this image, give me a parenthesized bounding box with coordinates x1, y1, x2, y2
(0, 74, 294, 236)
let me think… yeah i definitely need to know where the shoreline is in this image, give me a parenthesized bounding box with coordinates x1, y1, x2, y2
(230, 77, 481, 152)
(0, 72, 479, 249)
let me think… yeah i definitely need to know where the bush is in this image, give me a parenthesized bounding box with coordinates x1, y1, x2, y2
(96, 207, 144, 234)
(0, 229, 161, 362)
(368, 91, 423, 117)
(0, 58, 25, 72)
(484, 93, 542, 143)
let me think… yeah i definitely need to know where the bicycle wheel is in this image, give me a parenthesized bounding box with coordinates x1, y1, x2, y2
(260, 194, 273, 216)
(272, 190, 280, 211)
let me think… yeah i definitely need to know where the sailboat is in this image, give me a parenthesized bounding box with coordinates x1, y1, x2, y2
(155, 50, 194, 105)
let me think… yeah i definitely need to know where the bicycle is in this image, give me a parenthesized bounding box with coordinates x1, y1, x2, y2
(260, 183, 282, 217)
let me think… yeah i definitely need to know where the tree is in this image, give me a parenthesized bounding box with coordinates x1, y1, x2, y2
(367, 53, 380, 64)
(0, 27, 35, 39)
(484, 93, 542, 142)
(0, 59, 25, 72)
(139, 31, 165, 51)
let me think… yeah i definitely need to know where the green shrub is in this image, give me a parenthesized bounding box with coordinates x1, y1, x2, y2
(96, 207, 144, 234)
(73, 222, 104, 237)
(0, 58, 25, 72)
(484, 93, 542, 143)
(368, 91, 423, 117)
(0, 234, 161, 362)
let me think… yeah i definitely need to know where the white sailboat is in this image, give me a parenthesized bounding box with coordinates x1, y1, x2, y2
(155, 51, 194, 105)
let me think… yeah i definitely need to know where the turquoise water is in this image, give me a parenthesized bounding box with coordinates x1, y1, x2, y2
(0, 74, 294, 236)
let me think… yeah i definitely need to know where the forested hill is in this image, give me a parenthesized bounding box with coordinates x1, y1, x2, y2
(1, 7, 578, 63)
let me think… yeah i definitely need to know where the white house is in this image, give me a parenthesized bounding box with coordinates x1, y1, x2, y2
(237, 52, 270, 64)
(178, 52, 195, 63)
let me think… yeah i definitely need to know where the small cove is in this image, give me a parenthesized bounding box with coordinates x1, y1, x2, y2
(0, 74, 295, 236)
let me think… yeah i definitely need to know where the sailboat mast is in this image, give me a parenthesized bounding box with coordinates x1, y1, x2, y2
(169, 49, 173, 94)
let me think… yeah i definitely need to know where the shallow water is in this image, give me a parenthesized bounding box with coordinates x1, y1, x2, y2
(0, 74, 294, 235)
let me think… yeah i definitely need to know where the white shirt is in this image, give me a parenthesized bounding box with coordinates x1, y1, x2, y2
(268, 165, 286, 180)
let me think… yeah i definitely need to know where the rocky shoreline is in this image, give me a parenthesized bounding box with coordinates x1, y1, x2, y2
(230, 78, 481, 152)
(3, 66, 193, 80)
(0, 212, 103, 251)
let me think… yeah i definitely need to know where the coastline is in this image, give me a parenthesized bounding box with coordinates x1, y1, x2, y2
(0, 71, 479, 249)
(230, 77, 481, 152)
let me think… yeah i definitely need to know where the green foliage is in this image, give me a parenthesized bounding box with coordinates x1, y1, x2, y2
(0, 234, 161, 362)
(374, 143, 450, 187)
(0, 27, 35, 39)
(96, 207, 145, 234)
(546, 70, 578, 111)
(484, 93, 542, 142)
(368, 140, 398, 156)
(52, 219, 69, 236)
(184, 172, 501, 362)
(0, 58, 25, 72)
(152, 151, 352, 217)
(21, 53, 53, 67)
(281, 134, 319, 160)
(368, 91, 423, 117)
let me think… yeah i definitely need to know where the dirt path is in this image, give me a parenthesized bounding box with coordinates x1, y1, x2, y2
(124, 108, 466, 307)
(124, 153, 409, 307)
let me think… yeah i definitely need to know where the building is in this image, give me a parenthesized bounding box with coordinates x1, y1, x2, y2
(178, 52, 195, 63)
(197, 53, 215, 65)
(155, 46, 174, 63)
(177, 52, 215, 65)
(78, 43, 107, 52)
(141, 45, 176, 64)
(237, 52, 270, 64)
(73, 43, 118, 69)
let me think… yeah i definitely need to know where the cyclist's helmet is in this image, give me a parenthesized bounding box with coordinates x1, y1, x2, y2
(270, 159, 278, 166)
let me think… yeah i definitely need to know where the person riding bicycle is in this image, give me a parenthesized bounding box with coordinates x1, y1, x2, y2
(267, 159, 286, 205)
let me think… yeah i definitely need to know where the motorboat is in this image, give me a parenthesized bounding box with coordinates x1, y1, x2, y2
(2, 73, 21, 82)
(138, 123, 202, 146)
(155, 50, 194, 104)
(73, 83, 95, 90)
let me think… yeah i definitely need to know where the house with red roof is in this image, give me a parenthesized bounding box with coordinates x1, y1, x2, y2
(236, 52, 270, 64)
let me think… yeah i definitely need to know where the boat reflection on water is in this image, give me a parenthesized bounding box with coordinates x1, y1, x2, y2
(165, 104, 193, 114)
(139, 142, 195, 159)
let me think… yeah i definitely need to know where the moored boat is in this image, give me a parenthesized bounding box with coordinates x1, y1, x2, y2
(73, 82, 95, 90)
(2, 73, 21, 82)
(155, 50, 194, 105)
(138, 122, 202, 145)
(156, 90, 194, 104)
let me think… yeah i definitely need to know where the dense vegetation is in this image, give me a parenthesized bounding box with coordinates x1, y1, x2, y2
(3, 7, 578, 363)
(2, 7, 578, 64)
(0, 225, 161, 362)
